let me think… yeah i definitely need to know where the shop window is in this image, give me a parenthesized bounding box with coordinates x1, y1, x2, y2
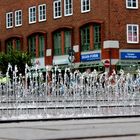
(126, 0, 138, 9)
(81, 0, 90, 13)
(64, 0, 73, 16)
(127, 24, 139, 43)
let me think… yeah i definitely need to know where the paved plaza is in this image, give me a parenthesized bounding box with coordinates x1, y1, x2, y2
(0, 117, 140, 140)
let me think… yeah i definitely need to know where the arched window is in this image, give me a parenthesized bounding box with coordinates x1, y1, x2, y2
(53, 29, 72, 56)
(5, 37, 22, 53)
(28, 33, 45, 58)
(81, 25, 90, 51)
(80, 23, 101, 52)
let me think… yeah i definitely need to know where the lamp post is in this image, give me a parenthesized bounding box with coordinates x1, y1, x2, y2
(68, 47, 75, 69)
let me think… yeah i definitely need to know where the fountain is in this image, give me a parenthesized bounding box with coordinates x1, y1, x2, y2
(0, 64, 140, 121)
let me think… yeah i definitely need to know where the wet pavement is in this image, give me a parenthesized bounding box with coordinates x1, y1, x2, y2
(0, 117, 140, 140)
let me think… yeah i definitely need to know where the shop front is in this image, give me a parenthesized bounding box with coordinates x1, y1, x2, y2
(79, 52, 104, 72)
(116, 51, 140, 74)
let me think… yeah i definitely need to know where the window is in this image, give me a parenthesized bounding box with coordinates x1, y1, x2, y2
(53, 30, 72, 55)
(64, 0, 73, 16)
(80, 24, 101, 52)
(39, 35, 45, 57)
(15, 39, 21, 50)
(94, 25, 101, 50)
(38, 4, 46, 22)
(53, 0, 62, 19)
(81, 26, 90, 51)
(64, 30, 72, 54)
(126, 0, 138, 9)
(54, 31, 61, 55)
(15, 10, 22, 27)
(81, 0, 90, 13)
(29, 6, 36, 24)
(6, 38, 21, 53)
(6, 41, 13, 53)
(28, 34, 45, 58)
(6, 12, 13, 28)
(127, 24, 139, 43)
(28, 36, 36, 57)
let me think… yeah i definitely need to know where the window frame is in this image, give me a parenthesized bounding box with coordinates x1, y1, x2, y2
(64, 30, 72, 54)
(127, 24, 139, 43)
(53, 0, 62, 19)
(81, 0, 90, 13)
(94, 25, 101, 50)
(81, 25, 90, 52)
(38, 4, 47, 22)
(29, 6, 36, 24)
(53, 31, 62, 55)
(38, 35, 45, 57)
(126, 0, 138, 9)
(64, 0, 73, 16)
(6, 12, 13, 29)
(15, 10, 22, 27)
(28, 36, 36, 58)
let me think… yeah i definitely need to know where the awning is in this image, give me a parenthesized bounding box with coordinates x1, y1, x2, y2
(78, 61, 103, 68)
(116, 60, 140, 66)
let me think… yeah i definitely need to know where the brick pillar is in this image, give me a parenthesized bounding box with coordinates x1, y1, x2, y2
(90, 25, 94, 50)
(45, 32, 53, 65)
(103, 41, 119, 74)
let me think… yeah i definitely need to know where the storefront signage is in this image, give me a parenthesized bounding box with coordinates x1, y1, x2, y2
(81, 53, 101, 62)
(121, 52, 140, 60)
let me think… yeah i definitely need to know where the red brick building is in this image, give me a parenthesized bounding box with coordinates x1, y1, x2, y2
(0, 0, 140, 73)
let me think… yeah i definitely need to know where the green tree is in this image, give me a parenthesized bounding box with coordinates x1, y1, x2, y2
(0, 49, 32, 75)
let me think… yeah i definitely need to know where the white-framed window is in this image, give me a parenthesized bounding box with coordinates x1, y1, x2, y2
(53, 0, 62, 19)
(29, 6, 36, 24)
(15, 10, 22, 27)
(64, 0, 73, 16)
(127, 24, 139, 43)
(38, 4, 46, 22)
(6, 12, 13, 28)
(126, 0, 138, 9)
(81, 0, 90, 13)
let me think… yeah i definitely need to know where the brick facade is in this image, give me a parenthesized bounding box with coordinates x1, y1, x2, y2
(0, 0, 140, 73)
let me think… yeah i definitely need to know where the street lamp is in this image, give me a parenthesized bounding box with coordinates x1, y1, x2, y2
(68, 47, 75, 69)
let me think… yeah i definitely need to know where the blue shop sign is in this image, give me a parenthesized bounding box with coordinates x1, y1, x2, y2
(81, 53, 101, 62)
(121, 52, 140, 60)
